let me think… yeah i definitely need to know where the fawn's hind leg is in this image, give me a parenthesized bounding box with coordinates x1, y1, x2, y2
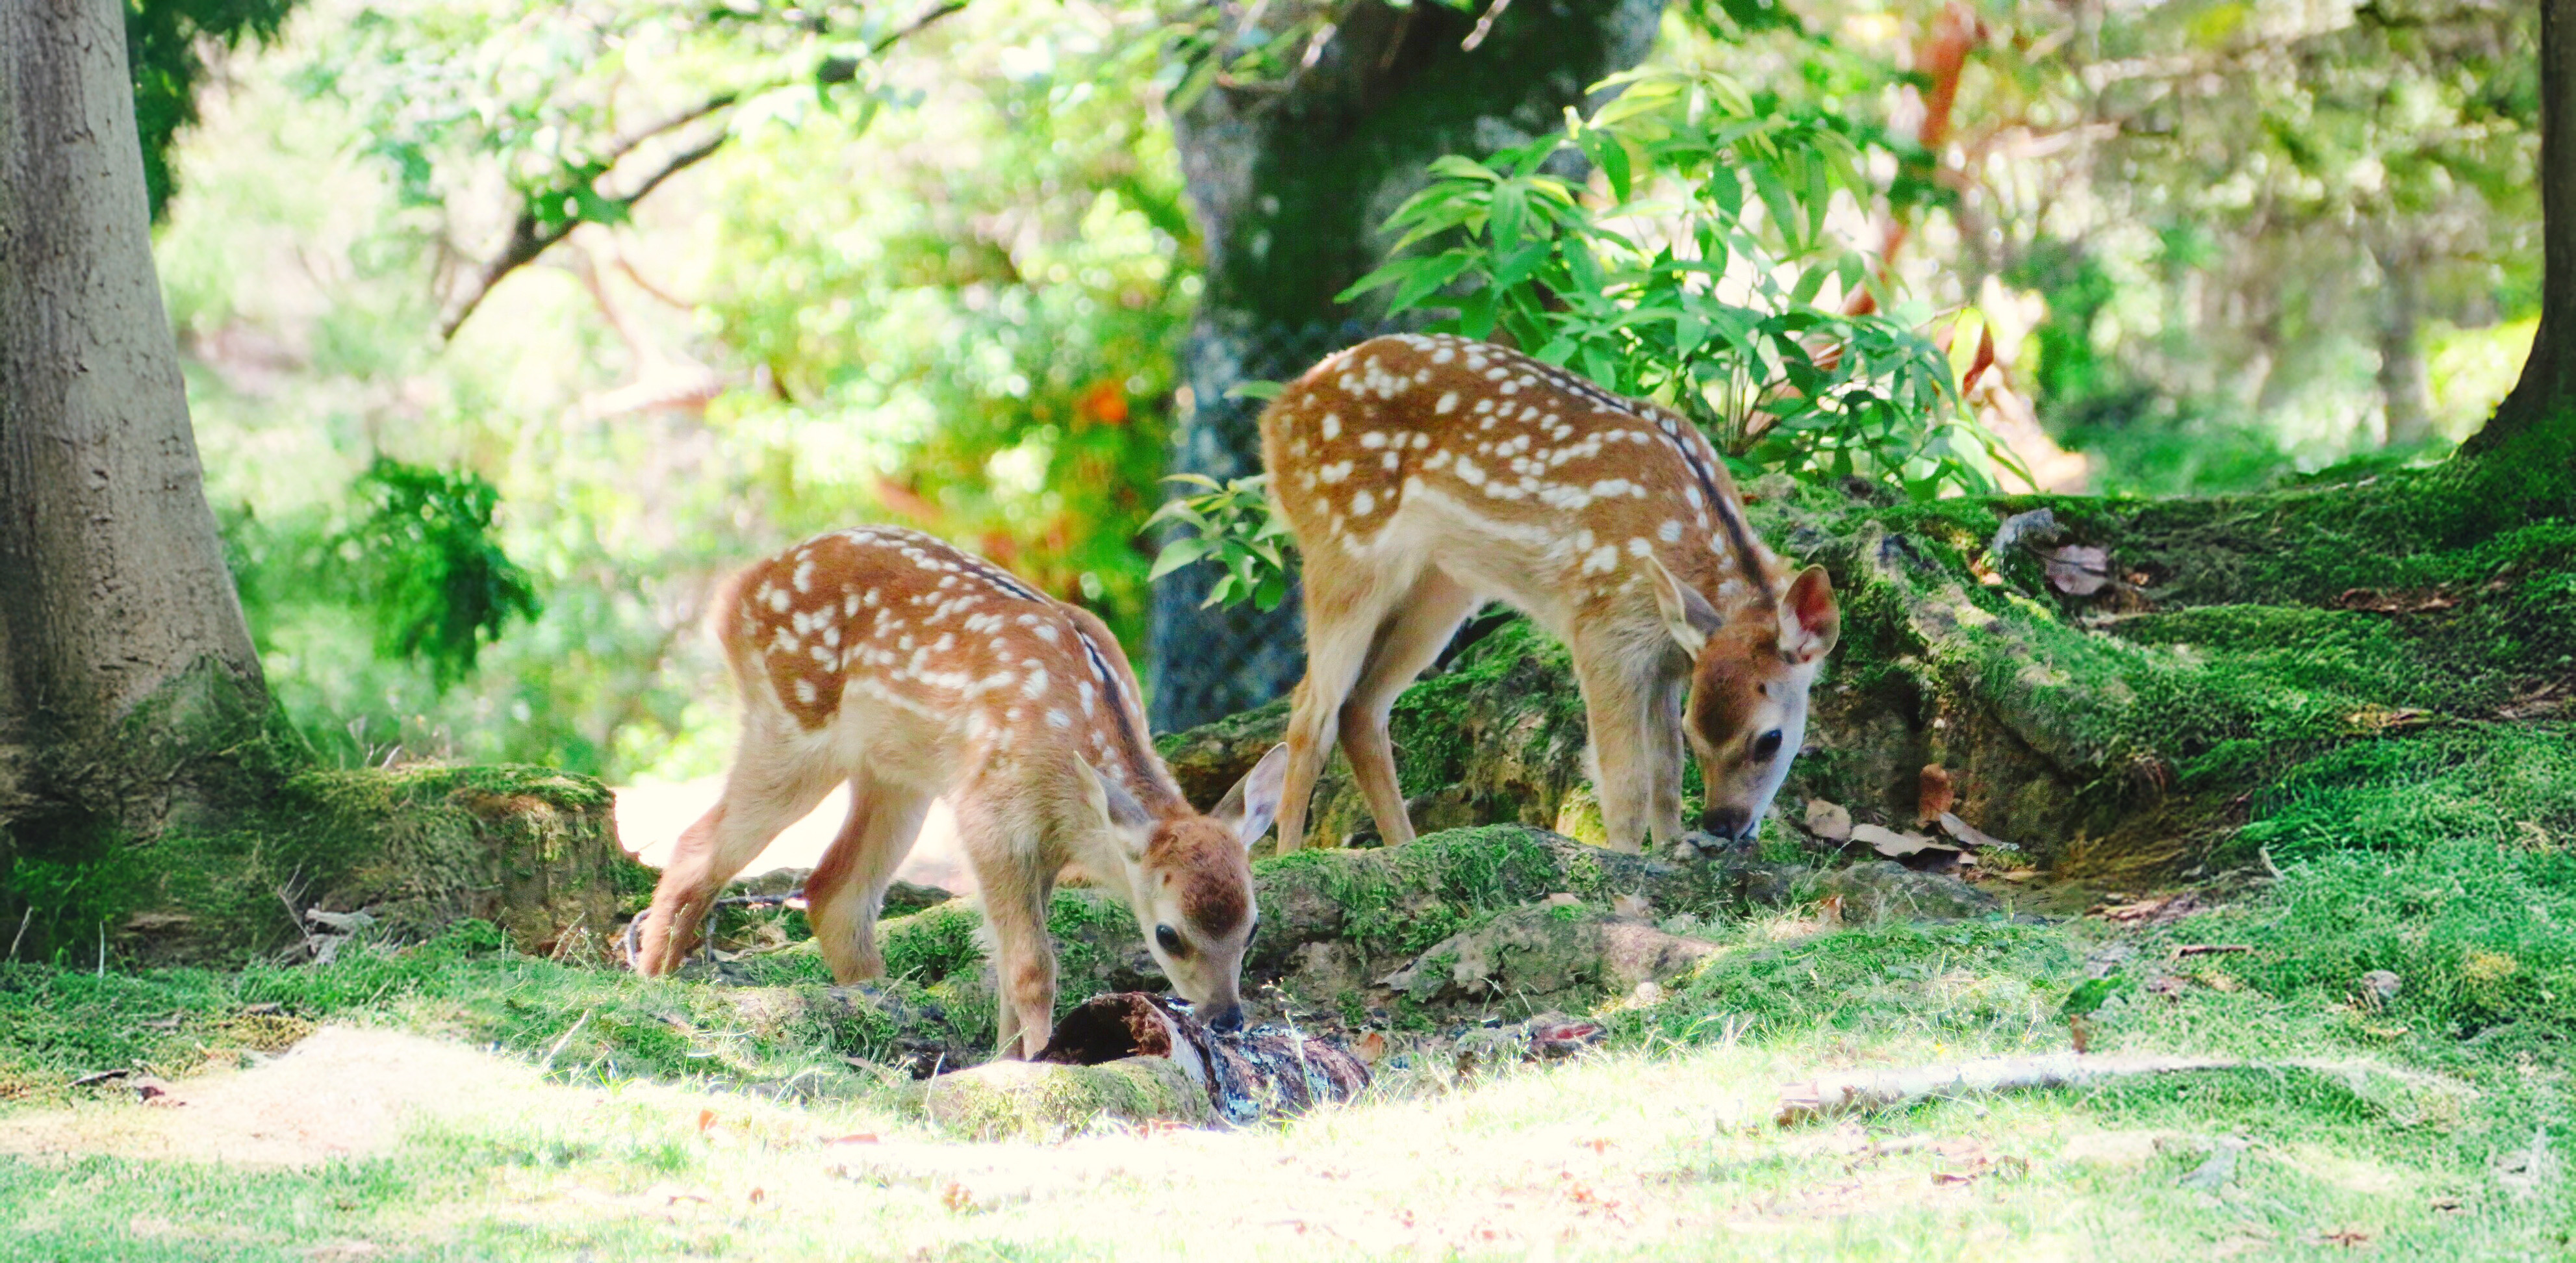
(1277, 555, 1419, 851)
(1337, 569, 1479, 847)
(635, 730, 836, 975)
(804, 772, 932, 984)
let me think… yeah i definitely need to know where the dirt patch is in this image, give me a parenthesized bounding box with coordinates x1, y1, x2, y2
(0, 1025, 538, 1168)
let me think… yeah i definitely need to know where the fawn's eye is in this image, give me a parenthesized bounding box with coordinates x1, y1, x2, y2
(1155, 925, 1185, 955)
(1752, 729, 1784, 761)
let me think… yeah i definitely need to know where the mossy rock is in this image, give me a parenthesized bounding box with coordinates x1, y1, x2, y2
(31, 762, 651, 967)
(922, 1056, 1214, 1140)
(871, 825, 1791, 1014)
(724, 981, 978, 1074)
(1815, 861, 2000, 924)
(1379, 902, 1721, 1013)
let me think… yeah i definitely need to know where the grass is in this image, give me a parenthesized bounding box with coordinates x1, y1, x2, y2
(3, 826, 2569, 1259)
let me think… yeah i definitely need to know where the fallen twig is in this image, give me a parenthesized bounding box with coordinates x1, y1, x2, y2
(1777, 1053, 2242, 1125)
(2171, 944, 2252, 961)
(541, 1009, 595, 1078)
(1778, 1053, 2473, 1126)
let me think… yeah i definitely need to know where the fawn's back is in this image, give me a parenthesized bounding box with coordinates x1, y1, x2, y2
(1260, 333, 1781, 624)
(719, 526, 1176, 804)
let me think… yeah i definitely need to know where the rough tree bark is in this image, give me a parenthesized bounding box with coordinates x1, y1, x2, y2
(1149, 0, 1667, 729)
(2466, 0, 2576, 463)
(0, 0, 267, 850)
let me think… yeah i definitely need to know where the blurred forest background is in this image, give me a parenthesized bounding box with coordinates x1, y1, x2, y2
(146, 0, 2537, 789)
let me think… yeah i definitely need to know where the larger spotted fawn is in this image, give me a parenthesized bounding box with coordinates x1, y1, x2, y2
(633, 526, 1289, 1057)
(1261, 333, 1839, 854)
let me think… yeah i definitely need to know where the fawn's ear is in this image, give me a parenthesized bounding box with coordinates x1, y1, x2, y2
(1648, 554, 1725, 657)
(1075, 756, 1155, 858)
(1210, 743, 1290, 850)
(1777, 565, 1840, 663)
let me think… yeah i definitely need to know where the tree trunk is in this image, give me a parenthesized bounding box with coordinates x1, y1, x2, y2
(1148, 0, 1666, 730)
(2465, 0, 2576, 461)
(2373, 239, 2433, 449)
(0, 0, 266, 852)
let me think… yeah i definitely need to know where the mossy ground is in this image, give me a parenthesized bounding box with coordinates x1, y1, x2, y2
(2, 836, 2568, 1258)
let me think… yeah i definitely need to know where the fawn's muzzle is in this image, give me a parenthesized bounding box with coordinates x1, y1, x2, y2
(1699, 804, 1758, 841)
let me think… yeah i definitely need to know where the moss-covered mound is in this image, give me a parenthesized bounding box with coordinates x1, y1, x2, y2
(3, 762, 651, 967)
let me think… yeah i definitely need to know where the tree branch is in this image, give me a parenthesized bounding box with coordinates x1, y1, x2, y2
(438, 128, 730, 340)
(437, 0, 975, 341)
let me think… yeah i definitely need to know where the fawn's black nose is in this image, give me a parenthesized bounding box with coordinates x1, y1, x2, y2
(1207, 1002, 1246, 1032)
(1700, 805, 1757, 841)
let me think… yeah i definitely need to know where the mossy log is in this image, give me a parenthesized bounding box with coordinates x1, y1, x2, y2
(96, 763, 651, 965)
(1162, 469, 2576, 880)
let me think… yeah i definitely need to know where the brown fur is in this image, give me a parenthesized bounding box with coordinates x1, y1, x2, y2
(633, 526, 1286, 1056)
(1156, 824, 1251, 939)
(1260, 334, 1841, 853)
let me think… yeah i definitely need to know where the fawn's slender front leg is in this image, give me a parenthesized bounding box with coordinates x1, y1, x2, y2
(954, 797, 1058, 1058)
(1645, 668, 1690, 848)
(1571, 641, 1663, 854)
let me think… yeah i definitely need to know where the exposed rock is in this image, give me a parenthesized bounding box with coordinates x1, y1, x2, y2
(1817, 861, 1999, 923)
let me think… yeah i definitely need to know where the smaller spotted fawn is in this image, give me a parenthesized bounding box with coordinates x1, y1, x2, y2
(633, 526, 1289, 1057)
(1260, 333, 1840, 854)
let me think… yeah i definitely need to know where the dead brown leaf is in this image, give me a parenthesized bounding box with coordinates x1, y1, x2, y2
(2501, 680, 2573, 721)
(2171, 944, 2252, 960)
(1851, 823, 1953, 859)
(1803, 798, 1854, 843)
(1935, 811, 2016, 852)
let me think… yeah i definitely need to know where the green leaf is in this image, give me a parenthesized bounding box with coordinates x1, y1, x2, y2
(1225, 379, 1285, 402)
(1149, 536, 1210, 580)
(1459, 288, 1499, 340)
